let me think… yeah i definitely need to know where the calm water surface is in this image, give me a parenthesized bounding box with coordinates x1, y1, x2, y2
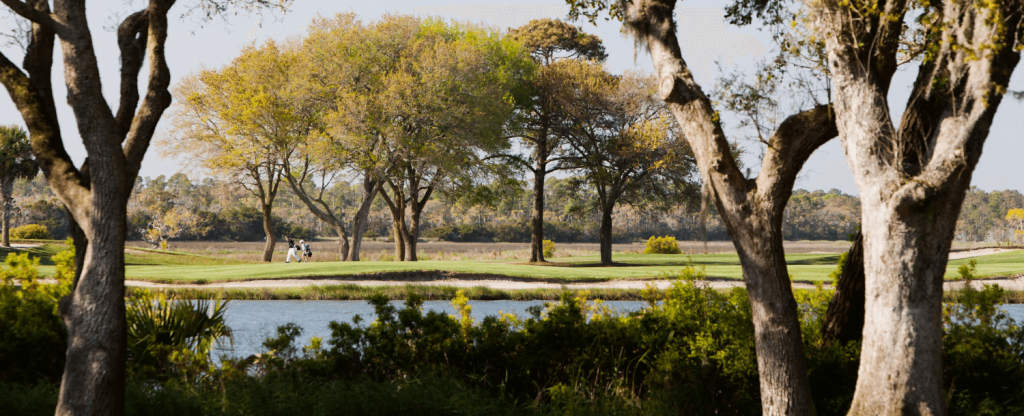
(216, 301, 1024, 359)
(218, 300, 649, 358)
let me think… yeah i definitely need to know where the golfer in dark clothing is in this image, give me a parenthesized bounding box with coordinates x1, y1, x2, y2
(285, 236, 300, 263)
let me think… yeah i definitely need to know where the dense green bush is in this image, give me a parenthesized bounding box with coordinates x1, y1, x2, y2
(4, 259, 1024, 415)
(942, 263, 1024, 415)
(0, 249, 72, 383)
(643, 236, 681, 254)
(9, 224, 50, 240)
(126, 292, 231, 381)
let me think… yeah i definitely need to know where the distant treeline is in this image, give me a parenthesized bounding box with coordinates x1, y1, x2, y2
(8, 174, 1022, 243)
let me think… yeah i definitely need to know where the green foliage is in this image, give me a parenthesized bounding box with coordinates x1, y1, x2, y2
(827, 251, 849, 282)
(543, 239, 556, 258)
(643, 236, 681, 254)
(943, 276, 1024, 415)
(9, 224, 50, 240)
(507, 18, 607, 64)
(0, 246, 72, 382)
(0, 125, 39, 202)
(8, 259, 1024, 415)
(125, 291, 231, 381)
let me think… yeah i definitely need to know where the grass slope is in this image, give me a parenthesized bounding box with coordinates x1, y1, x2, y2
(122, 253, 842, 283)
(6, 241, 1023, 283)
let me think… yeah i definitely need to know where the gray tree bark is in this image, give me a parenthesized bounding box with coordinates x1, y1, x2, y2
(530, 144, 548, 262)
(598, 203, 614, 265)
(260, 202, 276, 262)
(821, 232, 865, 345)
(1, 201, 9, 247)
(805, 1, 1024, 413)
(348, 176, 380, 261)
(615, 2, 839, 414)
(0, 1, 179, 414)
(380, 182, 406, 261)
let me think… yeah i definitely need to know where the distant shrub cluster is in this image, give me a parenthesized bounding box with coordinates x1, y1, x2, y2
(644, 236, 681, 254)
(421, 220, 630, 243)
(9, 224, 49, 240)
(127, 205, 314, 242)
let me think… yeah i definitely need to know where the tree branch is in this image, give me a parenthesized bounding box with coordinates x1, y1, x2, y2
(756, 104, 837, 215)
(114, 10, 149, 138)
(0, 0, 68, 36)
(123, 0, 175, 185)
(0, 44, 91, 229)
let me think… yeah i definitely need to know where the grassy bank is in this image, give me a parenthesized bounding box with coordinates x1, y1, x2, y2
(129, 284, 1024, 304)
(126, 284, 653, 301)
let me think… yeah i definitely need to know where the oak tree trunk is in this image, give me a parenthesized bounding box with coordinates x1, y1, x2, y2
(599, 205, 613, 265)
(261, 204, 276, 262)
(530, 143, 549, 262)
(348, 178, 380, 261)
(733, 220, 815, 416)
(804, 1, 1024, 412)
(331, 223, 349, 261)
(392, 218, 405, 261)
(403, 211, 418, 262)
(530, 168, 547, 262)
(610, 3, 841, 413)
(1, 203, 9, 247)
(846, 189, 965, 414)
(821, 232, 865, 345)
(57, 182, 130, 416)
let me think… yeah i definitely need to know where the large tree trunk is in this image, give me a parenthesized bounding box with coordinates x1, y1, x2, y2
(804, 2, 1023, 412)
(846, 189, 965, 414)
(348, 178, 380, 261)
(821, 232, 865, 345)
(261, 204, 276, 262)
(391, 220, 405, 261)
(331, 223, 349, 261)
(613, 3, 836, 413)
(403, 207, 419, 262)
(0, 0, 180, 414)
(1, 202, 9, 247)
(381, 184, 406, 261)
(598, 205, 613, 265)
(530, 144, 548, 262)
(57, 185, 129, 416)
(732, 218, 815, 416)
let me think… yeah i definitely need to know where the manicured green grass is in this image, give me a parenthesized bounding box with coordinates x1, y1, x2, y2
(6, 242, 1024, 283)
(119, 252, 840, 283)
(0, 243, 67, 266)
(947, 250, 1024, 279)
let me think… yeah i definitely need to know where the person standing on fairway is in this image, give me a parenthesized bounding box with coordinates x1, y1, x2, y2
(300, 240, 312, 262)
(285, 236, 301, 263)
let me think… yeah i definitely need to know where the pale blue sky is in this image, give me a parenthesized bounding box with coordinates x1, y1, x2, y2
(1, 0, 1021, 194)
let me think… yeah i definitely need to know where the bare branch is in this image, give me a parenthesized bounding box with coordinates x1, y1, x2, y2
(0, 0, 68, 35)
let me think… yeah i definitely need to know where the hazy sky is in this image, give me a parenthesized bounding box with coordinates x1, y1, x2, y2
(1, 0, 1021, 195)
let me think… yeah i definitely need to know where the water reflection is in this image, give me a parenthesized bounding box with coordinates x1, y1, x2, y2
(217, 300, 1024, 360)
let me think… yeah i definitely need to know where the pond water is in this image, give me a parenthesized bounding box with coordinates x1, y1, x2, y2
(218, 299, 649, 359)
(215, 300, 1024, 359)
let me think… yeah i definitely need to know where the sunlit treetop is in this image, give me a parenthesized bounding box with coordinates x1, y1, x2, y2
(507, 18, 607, 65)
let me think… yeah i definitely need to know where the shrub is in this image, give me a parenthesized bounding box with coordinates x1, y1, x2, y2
(543, 239, 555, 258)
(0, 245, 73, 383)
(644, 236, 681, 254)
(125, 292, 231, 381)
(9, 224, 50, 240)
